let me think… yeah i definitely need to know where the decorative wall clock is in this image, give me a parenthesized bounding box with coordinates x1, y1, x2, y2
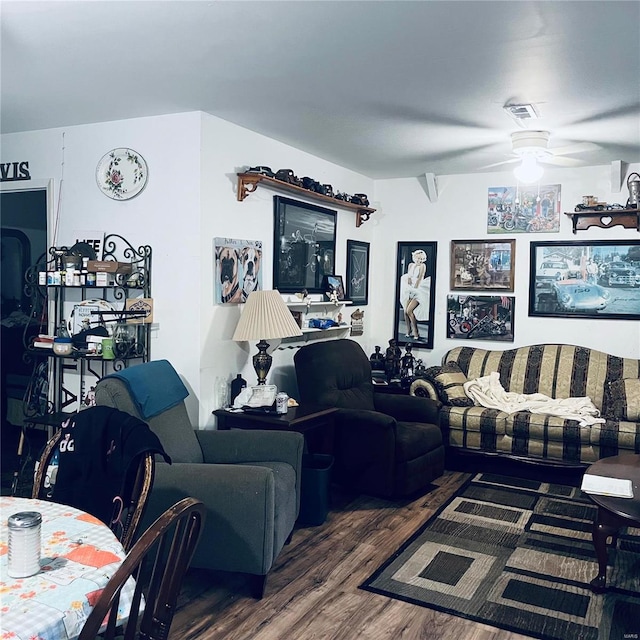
(96, 148, 148, 200)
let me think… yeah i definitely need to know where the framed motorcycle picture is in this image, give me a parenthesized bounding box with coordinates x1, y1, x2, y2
(450, 239, 515, 291)
(447, 294, 515, 342)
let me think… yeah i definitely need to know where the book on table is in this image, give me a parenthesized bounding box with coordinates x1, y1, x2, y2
(581, 474, 634, 498)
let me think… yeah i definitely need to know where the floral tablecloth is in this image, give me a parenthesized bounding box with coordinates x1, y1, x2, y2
(0, 496, 133, 640)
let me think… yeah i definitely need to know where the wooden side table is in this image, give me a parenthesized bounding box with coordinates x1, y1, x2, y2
(213, 405, 337, 454)
(584, 454, 640, 592)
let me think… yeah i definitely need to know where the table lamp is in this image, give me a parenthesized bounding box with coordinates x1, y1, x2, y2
(232, 290, 303, 384)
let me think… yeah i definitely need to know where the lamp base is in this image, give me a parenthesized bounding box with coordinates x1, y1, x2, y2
(253, 340, 272, 385)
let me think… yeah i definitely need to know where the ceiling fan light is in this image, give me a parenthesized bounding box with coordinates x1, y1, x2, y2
(513, 155, 543, 184)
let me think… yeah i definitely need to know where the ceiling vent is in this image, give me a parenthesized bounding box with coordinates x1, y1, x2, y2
(503, 103, 540, 124)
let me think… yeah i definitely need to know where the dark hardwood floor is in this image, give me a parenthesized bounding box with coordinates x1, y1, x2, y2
(171, 470, 531, 640)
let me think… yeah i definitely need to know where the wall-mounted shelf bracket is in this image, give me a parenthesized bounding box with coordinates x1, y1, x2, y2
(236, 173, 375, 227)
(564, 209, 640, 234)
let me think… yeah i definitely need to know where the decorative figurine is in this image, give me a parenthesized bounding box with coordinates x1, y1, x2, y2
(369, 345, 384, 371)
(384, 339, 402, 382)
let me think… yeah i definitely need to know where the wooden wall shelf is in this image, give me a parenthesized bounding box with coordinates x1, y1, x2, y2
(564, 209, 640, 233)
(236, 173, 375, 227)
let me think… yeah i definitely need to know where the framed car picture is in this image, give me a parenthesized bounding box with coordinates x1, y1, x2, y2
(393, 241, 437, 349)
(529, 240, 640, 319)
(345, 240, 369, 304)
(450, 239, 515, 291)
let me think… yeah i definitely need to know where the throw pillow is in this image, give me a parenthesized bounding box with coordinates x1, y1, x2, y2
(423, 361, 474, 406)
(608, 378, 640, 421)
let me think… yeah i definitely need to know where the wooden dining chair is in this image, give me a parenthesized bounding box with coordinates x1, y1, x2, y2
(32, 430, 155, 552)
(78, 497, 205, 640)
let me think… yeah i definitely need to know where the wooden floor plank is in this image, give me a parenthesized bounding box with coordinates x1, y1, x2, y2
(170, 470, 532, 639)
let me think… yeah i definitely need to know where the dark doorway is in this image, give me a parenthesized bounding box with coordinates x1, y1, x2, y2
(1, 187, 48, 494)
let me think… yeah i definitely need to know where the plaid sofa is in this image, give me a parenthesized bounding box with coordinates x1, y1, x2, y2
(410, 344, 640, 465)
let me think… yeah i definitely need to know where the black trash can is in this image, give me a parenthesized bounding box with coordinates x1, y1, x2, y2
(298, 453, 334, 526)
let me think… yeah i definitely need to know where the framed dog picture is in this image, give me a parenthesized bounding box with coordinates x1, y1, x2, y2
(273, 196, 336, 294)
(393, 241, 437, 349)
(346, 240, 369, 305)
(214, 237, 263, 304)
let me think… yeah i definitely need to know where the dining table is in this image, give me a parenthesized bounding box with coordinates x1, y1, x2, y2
(0, 496, 135, 640)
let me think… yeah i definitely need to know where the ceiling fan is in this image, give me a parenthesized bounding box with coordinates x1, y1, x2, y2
(480, 129, 599, 183)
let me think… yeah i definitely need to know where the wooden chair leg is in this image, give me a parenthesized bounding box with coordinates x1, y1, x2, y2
(248, 573, 267, 599)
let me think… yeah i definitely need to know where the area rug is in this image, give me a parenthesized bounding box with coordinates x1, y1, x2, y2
(360, 473, 640, 640)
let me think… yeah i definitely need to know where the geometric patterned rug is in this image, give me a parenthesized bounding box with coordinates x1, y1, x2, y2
(360, 473, 640, 640)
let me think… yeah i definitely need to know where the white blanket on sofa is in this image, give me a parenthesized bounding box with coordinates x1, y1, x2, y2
(463, 372, 605, 427)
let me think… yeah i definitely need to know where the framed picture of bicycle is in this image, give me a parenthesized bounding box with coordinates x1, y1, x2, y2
(450, 239, 515, 291)
(393, 241, 437, 349)
(529, 240, 640, 319)
(346, 240, 369, 305)
(447, 294, 515, 342)
(273, 196, 336, 294)
(487, 184, 561, 233)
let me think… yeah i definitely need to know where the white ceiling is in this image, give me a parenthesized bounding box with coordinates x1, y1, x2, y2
(2, 0, 639, 179)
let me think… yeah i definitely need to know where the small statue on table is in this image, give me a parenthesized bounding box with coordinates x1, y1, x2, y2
(384, 339, 402, 382)
(369, 345, 384, 371)
(400, 344, 416, 387)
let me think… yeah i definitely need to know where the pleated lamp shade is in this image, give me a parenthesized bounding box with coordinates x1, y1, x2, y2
(232, 290, 302, 384)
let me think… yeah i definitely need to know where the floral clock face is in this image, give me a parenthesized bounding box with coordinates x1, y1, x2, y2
(96, 148, 148, 200)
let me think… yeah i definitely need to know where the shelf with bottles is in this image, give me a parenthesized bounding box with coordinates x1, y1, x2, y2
(22, 233, 153, 419)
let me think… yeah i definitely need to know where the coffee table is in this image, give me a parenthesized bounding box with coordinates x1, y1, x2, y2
(584, 454, 640, 592)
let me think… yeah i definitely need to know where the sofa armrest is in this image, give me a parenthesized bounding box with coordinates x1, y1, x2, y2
(409, 378, 439, 402)
(196, 429, 304, 469)
(374, 393, 441, 424)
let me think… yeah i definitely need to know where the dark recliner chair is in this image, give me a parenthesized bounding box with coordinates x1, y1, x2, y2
(294, 339, 444, 498)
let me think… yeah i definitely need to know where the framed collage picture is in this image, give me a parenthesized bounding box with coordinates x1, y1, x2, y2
(450, 239, 515, 291)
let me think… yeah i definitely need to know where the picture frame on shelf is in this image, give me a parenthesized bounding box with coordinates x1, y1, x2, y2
(321, 274, 345, 301)
(273, 196, 336, 294)
(450, 239, 515, 291)
(447, 294, 515, 342)
(393, 241, 437, 349)
(529, 239, 640, 319)
(346, 239, 370, 305)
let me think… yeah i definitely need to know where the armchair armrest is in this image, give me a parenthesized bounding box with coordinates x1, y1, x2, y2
(195, 429, 304, 468)
(335, 408, 396, 432)
(374, 393, 441, 424)
(147, 462, 283, 575)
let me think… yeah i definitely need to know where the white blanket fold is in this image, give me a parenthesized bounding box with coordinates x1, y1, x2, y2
(463, 372, 605, 427)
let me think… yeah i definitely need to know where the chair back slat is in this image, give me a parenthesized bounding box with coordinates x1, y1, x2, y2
(79, 497, 205, 640)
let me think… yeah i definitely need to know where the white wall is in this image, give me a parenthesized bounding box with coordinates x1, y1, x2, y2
(371, 163, 640, 364)
(3, 114, 637, 429)
(1, 111, 376, 427)
(198, 113, 375, 425)
(1, 113, 203, 420)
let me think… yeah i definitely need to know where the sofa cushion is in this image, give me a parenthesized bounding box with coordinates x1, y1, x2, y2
(608, 378, 640, 421)
(424, 362, 474, 406)
(504, 411, 594, 464)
